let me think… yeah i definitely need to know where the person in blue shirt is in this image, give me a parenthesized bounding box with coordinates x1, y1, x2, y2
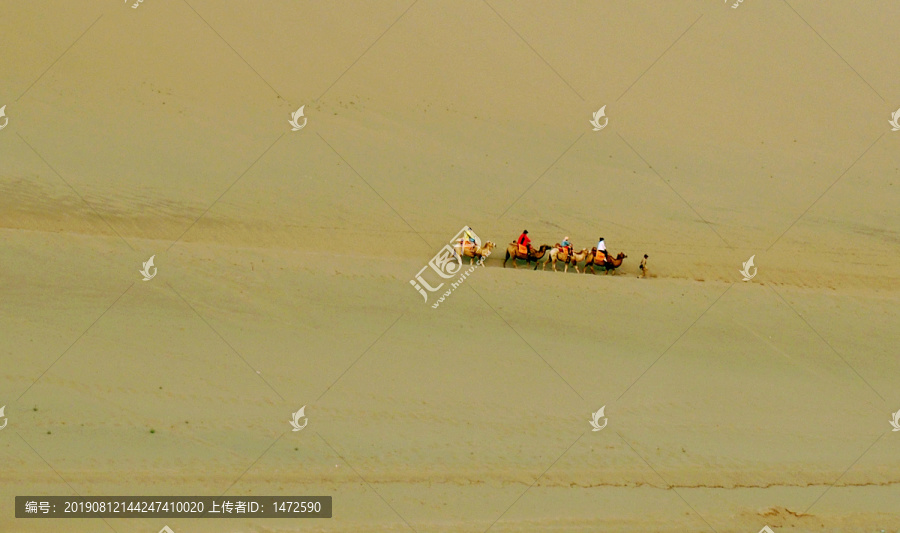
(560, 236, 573, 256)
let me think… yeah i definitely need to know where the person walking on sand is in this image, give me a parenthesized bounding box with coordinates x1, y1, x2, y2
(639, 254, 648, 278)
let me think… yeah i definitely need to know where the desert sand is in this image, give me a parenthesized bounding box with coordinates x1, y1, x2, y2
(1, 1, 899, 532)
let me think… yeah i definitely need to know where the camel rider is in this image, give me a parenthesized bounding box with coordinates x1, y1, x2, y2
(517, 230, 532, 255)
(597, 237, 608, 262)
(464, 227, 477, 249)
(560, 236, 573, 256)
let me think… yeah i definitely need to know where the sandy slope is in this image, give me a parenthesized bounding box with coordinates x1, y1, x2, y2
(2, 0, 900, 532)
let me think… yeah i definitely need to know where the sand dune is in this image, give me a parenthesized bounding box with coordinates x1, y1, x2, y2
(2, 1, 899, 532)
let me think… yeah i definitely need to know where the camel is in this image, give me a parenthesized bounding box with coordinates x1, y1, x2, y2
(454, 241, 495, 265)
(503, 243, 551, 268)
(565, 248, 592, 273)
(584, 249, 627, 275)
(542, 246, 588, 273)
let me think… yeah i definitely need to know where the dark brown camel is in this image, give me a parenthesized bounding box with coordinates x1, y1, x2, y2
(584, 250, 627, 275)
(503, 243, 551, 268)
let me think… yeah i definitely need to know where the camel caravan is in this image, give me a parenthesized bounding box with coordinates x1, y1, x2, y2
(501, 230, 645, 276)
(449, 227, 648, 277)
